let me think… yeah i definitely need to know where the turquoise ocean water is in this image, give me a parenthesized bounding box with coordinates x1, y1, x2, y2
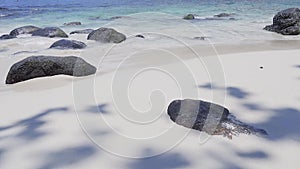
(0, 0, 300, 42)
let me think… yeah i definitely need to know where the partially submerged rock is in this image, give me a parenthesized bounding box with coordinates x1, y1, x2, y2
(183, 14, 195, 20)
(110, 16, 123, 20)
(32, 27, 68, 38)
(87, 27, 126, 43)
(264, 8, 300, 35)
(50, 39, 87, 49)
(63, 22, 82, 26)
(6, 56, 96, 84)
(70, 29, 94, 35)
(0, 34, 16, 40)
(167, 99, 267, 139)
(214, 13, 232, 17)
(9, 25, 40, 36)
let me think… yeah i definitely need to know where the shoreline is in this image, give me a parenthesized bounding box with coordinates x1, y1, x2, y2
(1, 39, 300, 87)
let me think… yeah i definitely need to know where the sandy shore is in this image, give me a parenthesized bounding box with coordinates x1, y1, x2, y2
(1, 32, 300, 169)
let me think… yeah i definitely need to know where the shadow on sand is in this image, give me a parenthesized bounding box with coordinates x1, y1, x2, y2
(127, 149, 191, 169)
(37, 145, 97, 169)
(198, 82, 300, 141)
(0, 107, 69, 141)
(198, 83, 250, 99)
(85, 103, 111, 114)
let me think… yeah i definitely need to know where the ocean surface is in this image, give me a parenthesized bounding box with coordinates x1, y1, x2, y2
(0, 0, 300, 42)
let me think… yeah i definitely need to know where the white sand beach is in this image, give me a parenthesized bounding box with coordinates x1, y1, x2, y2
(1, 4, 300, 168)
(1, 34, 300, 168)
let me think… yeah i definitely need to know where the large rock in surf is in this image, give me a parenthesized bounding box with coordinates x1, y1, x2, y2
(70, 29, 94, 35)
(167, 99, 267, 139)
(264, 8, 300, 35)
(32, 27, 68, 38)
(6, 56, 96, 84)
(9, 25, 40, 36)
(183, 14, 195, 20)
(50, 39, 87, 49)
(0, 34, 16, 40)
(87, 27, 126, 43)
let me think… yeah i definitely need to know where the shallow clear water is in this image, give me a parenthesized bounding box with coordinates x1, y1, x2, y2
(0, 0, 300, 42)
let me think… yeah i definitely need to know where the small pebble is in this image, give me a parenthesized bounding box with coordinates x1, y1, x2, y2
(135, 34, 145, 39)
(193, 36, 206, 40)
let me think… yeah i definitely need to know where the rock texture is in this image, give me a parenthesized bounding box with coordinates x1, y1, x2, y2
(70, 29, 94, 35)
(6, 56, 96, 84)
(32, 27, 68, 38)
(0, 34, 16, 40)
(167, 99, 267, 139)
(183, 14, 195, 20)
(264, 8, 300, 35)
(50, 39, 87, 49)
(9, 25, 40, 36)
(87, 27, 126, 43)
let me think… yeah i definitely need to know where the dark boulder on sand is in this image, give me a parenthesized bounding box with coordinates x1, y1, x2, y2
(50, 39, 87, 49)
(0, 34, 16, 40)
(264, 8, 300, 35)
(32, 27, 68, 38)
(70, 29, 94, 35)
(183, 14, 195, 20)
(167, 99, 268, 139)
(63, 22, 82, 26)
(6, 56, 96, 84)
(9, 25, 41, 36)
(87, 27, 126, 43)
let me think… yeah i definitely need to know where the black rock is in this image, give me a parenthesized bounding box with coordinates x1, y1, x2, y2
(0, 34, 16, 40)
(135, 34, 145, 39)
(6, 56, 96, 84)
(110, 16, 123, 20)
(63, 22, 82, 26)
(88, 16, 102, 20)
(183, 14, 195, 20)
(193, 36, 207, 40)
(214, 13, 232, 17)
(32, 27, 68, 38)
(9, 25, 41, 36)
(264, 8, 300, 35)
(70, 29, 94, 35)
(167, 99, 267, 139)
(0, 7, 9, 10)
(50, 39, 87, 49)
(87, 27, 126, 43)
